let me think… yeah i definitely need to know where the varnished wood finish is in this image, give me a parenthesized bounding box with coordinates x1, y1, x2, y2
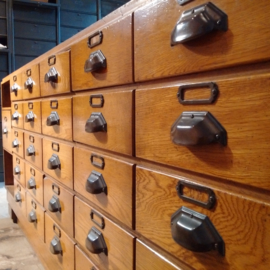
(22, 64, 41, 99)
(75, 246, 97, 270)
(73, 89, 134, 155)
(12, 154, 25, 187)
(41, 97, 73, 141)
(71, 15, 133, 91)
(42, 137, 73, 189)
(44, 177, 74, 237)
(2, 109, 13, 153)
(40, 51, 71, 96)
(11, 102, 24, 129)
(74, 146, 134, 228)
(12, 128, 24, 158)
(136, 167, 270, 270)
(75, 196, 135, 270)
(10, 73, 23, 101)
(23, 100, 42, 134)
(14, 179, 26, 218)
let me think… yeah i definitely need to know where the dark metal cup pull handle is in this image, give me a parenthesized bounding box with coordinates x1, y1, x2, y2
(90, 209, 105, 229)
(48, 55, 56, 66)
(48, 195, 61, 213)
(88, 31, 103, 48)
(52, 183, 60, 195)
(85, 112, 107, 133)
(50, 236, 62, 255)
(26, 69, 31, 76)
(89, 94, 104, 108)
(86, 226, 107, 255)
(177, 0, 193, 5)
(86, 171, 107, 195)
(53, 223, 61, 237)
(84, 50, 107, 73)
(90, 154, 105, 169)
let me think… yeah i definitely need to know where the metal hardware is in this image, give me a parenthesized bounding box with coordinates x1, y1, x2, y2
(84, 50, 107, 73)
(31, 200, 37, 209)
(47, 154, 61, 170)
(26, 69, 31, 76)
(14, 165, 20, 175)
(44, 67, 58, 83)
(53, 223, 61, 237)
(30, 168, 35, 176)
(171, 2, 228, 45)
(177, 0, 194, 5)
(27, 177, 36, 189)
(29, 135, 35, 143)
(12, 111, 19, 120)
(11, 83, 19, 93)
(50, 236, 62, 255)
(3, 127, 8, 134)
(48, 55, 56, 66)
(50, 100, 58, 109)
(14, 131, 18, 137)
(25, 111, 35, 122)
(90, 154, 105, 169)
(28, 210, 37, 223)
(15, 192, 21, 202)
(88, 31, 103, 48)
(47, 111, 60, 126)
(85, 112, 107, 133)
(4, 116, 7, 122)
(177, 82, 219, 105)
(86, 226, 107, 255)
(25, 77, 34, 90)
(89, 94, 104, 108)
(48, 195, 61, 213)
(51, 142, 60, 152)
(171, 111, 227, 146)
(14, 103, 18, 110)
(86, 171, 107, 195)
(171, 206, 225, 256)
(28, 102, 34, 109)
(16, 158, 20, 164)
(17, 184, 21, 191)
(90, 209, 105, 229)
(52, 183, 60, 195)
(13, 75, 17, 82)
(26, 145, 35, 156)
(12, 139, 19, 148)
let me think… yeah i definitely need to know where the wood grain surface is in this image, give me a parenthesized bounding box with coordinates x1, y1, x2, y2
(12, 154, 25, 187)
(2, 109, 13, 153)
(12, 128, 24, 158)
(11, 102, 24, 129)
(22, 64, 41, 99)
(10, 73, 23, 101)
(75, 246, 97, 270)
(23, 100, 42, 134)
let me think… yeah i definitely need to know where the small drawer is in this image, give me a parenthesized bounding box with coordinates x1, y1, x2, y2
(12, 129, 24, 158)
(44, 177, 74, 237)
(23, 100, 42, 134)
(75, 196, 134, 270)
(71, 15, 133, 91)
(40, 51, 71, 97)
(25, 163, 44, 206)
(41, 97, 72, 141)
(22, 64, 41, 99)
(75, 246, 97, 270)
(13, 154, 25, 187)
(24, 131, 43, 170)
(45, 213, 75, 269)
(11, 102, 24, 129)
(26, 192, 45, 242)
(14, 179, 26, 217)
(74, 146, 134, 228)
(73, 90, 134, 155)
(10, 73, 23, 101)
(42, 137, 73, 189)
(2, 109, 13, 153)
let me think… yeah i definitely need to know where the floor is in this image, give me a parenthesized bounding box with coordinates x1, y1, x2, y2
(0, 182, 45, 270)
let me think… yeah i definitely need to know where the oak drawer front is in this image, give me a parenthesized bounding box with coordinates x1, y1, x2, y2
(44, 177, 74, 237)
(14, 179, 26, 218)
(26, 192, 45, 242)
(73, 90, 134, 155)
(42, 137, 73, 189)
(75, 196, 134, 270)
(41, 97, 72, 141)
(136, 73, 270, 190)
(23, 100, 42, 134)
(40, 51, 71, 97)
(71, 14, 133, 91)
(74, 147, 134, 228)
(45, 213, 75, 270)
(11, 102, 24, 129)
(13, 154, 25, 187)
(22, 64, 41, 99)
(10, 73, 23, 101)
(12, 129, 24, 158)
(134, 0, 270, 82)
(25, 163, 44, 206)
(2, 110, 13, 153)
(24, 131, 43, 170)
(136, 167, 270, 270)
(75, 246, 97, 270)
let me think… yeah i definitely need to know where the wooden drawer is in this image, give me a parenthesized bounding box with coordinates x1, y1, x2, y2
(136, 167, 270, 270)
(24, 131, 43, 170)
(136, 73, 270, 190)
(74, 146, 134, 228)
(13, 154, 25, 187)
(71, 15, 133, 91)
(75, 246, 97, 270)
(14, 179, 26, 217)
(44, 177, 74, 237)
(40, 51, 71, 97)
(25, 162, 44, 206)
(10, 73, 23, 101)
(23, 100, 42, 134)
(41, 97, 72, 141)
(45, 213, 75, 270)
(12, 129, 24, 158)
(11, 102, 24, 129)
(22, 64, 41, 99)
(26, 192, 45, 242)
(2, 109, 13, 153)
(75, 196, 134, 270)
(42, 137, 73, 189)
(134, 0, 270, 82)
(73, 90, 134, 155)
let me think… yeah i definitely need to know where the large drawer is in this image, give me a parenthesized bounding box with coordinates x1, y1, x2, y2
(75, 196, 135, 270)
(14, 179, 26, 218)
(13, 154, 25, 187)
(71, 15, 133, 91)
(2, 109, 13, 153)
(10, 73, 23, 101)
(74, 146, 134, 228)
(136, 73, 270, 190)
(11, 102, 24, 129)
(73, 89, 134, 155)
(75, 246, 97, 270)
(136, 167, 270, 270)
(23, 100, 42, 134)
(12, 129, 24, 158)
(134, 0, 270, 82)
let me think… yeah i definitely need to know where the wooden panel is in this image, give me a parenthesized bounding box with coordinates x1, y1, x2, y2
(75, 196, 135, 270)
(12, 128, 24, 158)
(14, 179, 26, 218)
(71, 15, 133, 91)
(42, 137, 73, 189)
(41, 97, 72, 141)
(74, 146, 134, 228)
(10, 73, 23, 101)
(22, 64, 41, 99)
(44, 177, 74, 237)
(73, 89, 134, 155)
(75, 246, 97, 270)
(12, 154, 25, 187)
(23, 100, 42, 134)
(11, 102, 24, 129)
(134, 0, 270, 82)
(40, 51, 71, 96)
(2, 109, 13, 153)
(136, 72, 270, 190)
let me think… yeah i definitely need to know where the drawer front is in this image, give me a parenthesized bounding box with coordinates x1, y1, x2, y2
(44, 177, 74, 237)
(73, 90, 134, 155)
(2, 110, 13, 153)
(23, 100, 42, 134)
(12, 129, 24, 158)
(74, 147, 134, 228)
(75, 196, 134, 270)
(71, 15, 133, 91)
(13, 154, 25, 187)
(22, 64, 41, 99)
(42, 137, 73, 189)
(25, 163, 44, 206)
(136, 167, 270, 270)
(11, 102, 24, 129)
(40, 51, 71, 96)
(136, 73, 270, 190)
(41, 98, 72, 141)
(14, 179, 26, 217)
(10, 73, 23, 101)
(75, 246, 97, 270)
(134, 0, 270, 82)
(24, 132, 43, 170)
(45, 213, 75, 270)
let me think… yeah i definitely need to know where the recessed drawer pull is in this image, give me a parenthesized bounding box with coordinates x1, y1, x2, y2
(48, 195, 61, 213)
(177, 0, 193, 5)
(48, 154, 61, 170)
(86, 226, 107, 255)
(88, 31, 103, 48)
(14, 165, 20, 175)
(28, 209, 37, 223)
(25, 77, 34, 90)
(11, 83, 19, 93)
(25, 111, 35, 122)
(50, 236, 62, 255)
(12, 111, 19, 120)
(171, 2, 228, 45)
(26, 145, 35, 156)
(171, 206, 225, 256)
(84, 50, 107, 73)
(44, 66, 58, 83)
(86, 171, 107, 195)
(15, 192, 21, 202)
(47, 111, 60, 126)
(12, 139, 19, 148)
(171, 111, 227, 146)
(85, 112, 107, 133)
(3, 127, 8, 134)
(27, 177, 36, 189)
